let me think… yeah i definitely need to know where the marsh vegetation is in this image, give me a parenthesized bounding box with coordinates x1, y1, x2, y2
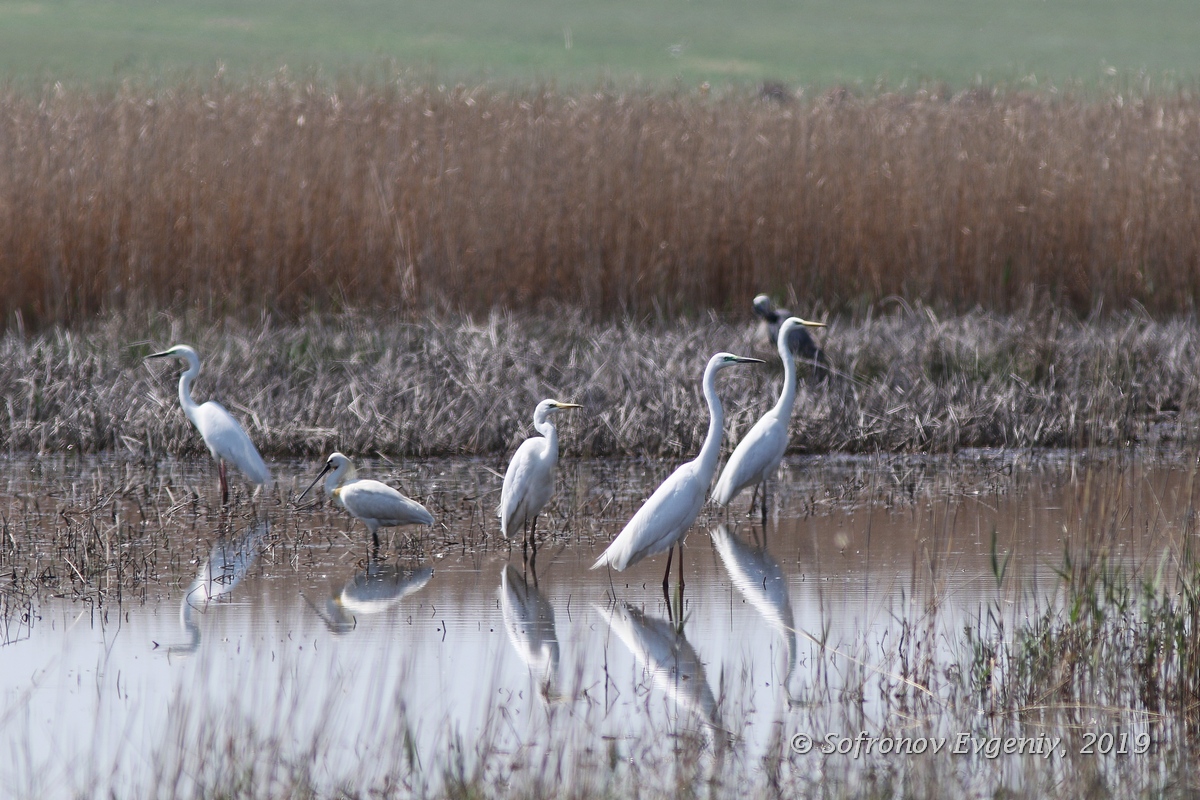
(2, 82, 1199, 327)
(1, 307, 1198, 461)
(3, 68, 1200, 800)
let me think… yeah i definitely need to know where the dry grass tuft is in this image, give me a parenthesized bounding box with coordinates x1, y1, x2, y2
(2, 307, 1198, 459)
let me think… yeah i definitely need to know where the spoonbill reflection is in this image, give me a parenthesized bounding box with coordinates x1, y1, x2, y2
(500, 564, 560, 698)
(499, 399, 583, 561)
(147, 344, 272, 503)
(713, 316, 825, 524)
(752, 295, 828, 380)
(173, 521, 269, 654)
(592, 353, 763, 603)
(594, 602, 721, 732)
(299, 452, 434, 547)
(315, 562, 434, 634)
(709, 524, 797, 694)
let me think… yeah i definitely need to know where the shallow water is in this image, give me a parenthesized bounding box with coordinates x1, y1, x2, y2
(0, 451, 1191, 796)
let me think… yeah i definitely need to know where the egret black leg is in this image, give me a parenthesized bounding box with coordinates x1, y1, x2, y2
(748, 482, 760, 519)
(761, 479, 768, 529)
(530, 516, 539, 561)
(662, 545, 675, 607)
(678, 542, 685, 594)
(522, 519, 529, 563)
(219, 460, 229, 505)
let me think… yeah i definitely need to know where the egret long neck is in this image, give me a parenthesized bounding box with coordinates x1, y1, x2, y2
(534, 412, 558, 461)
(695, 361, 726, 478)
(177, 354, 202, 421)
(773, 324, 798, 418)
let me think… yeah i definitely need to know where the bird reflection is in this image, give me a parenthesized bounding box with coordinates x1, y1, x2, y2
(499, 564, 559, 699)
(172, 520, 270, 655)
(709, 524, 797, 693)
(595, 602, 721, 732)
(314, 560, 434, 634)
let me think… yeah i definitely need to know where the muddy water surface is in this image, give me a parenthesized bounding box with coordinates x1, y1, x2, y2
(0, 452, 1189, 796)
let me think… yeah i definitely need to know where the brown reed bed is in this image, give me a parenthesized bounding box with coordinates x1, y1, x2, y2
(1, 78, 1200, 328)
(1, 306, 1198, 460)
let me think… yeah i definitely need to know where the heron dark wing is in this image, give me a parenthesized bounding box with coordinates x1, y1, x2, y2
(786, 327, 830, 381)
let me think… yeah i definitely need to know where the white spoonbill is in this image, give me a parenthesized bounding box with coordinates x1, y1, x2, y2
(499, 399, 583, 559)
(299, 452, 434, 547)
(591, 353, 763, 600)
(712, 316, 825, 523)
(147, 344, 272, 503)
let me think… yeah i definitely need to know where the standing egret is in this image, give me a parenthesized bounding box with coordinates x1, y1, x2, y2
(499, 399, 583, 562)
(147, 344, 272, 504)
(592, 353, 763, 603)
(299, 452, 434, 548)
(752, 295, 828, 380)
(713, 316, 826, 525)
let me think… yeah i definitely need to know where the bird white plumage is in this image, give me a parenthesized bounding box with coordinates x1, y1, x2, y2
(592, 353, 763, 578)
(499, 400, 583, 552)
(148, 344, 272, 500)
(712, 316, 825, 509)
(300, 452, 434, 546)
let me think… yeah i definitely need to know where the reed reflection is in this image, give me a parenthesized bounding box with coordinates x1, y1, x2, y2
(499, 564, 559, 699)
(595, 601, 721, 732)
(172, 520, 269, 654)
(709, 524, 797, 695)
(314, 560, 434, 634)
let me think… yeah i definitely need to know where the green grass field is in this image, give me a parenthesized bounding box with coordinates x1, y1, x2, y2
(1, 0, 1199, 88)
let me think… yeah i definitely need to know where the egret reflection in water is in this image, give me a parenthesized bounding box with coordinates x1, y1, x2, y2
(313, 561, 434, 634)
(172, 520, 270, 654)
(499, 564, 560, 698)
(595, 602, 721, 733)
(709, 524, 797, 695)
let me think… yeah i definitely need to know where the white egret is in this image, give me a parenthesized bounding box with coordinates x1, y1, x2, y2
(753, 294, 828, 380)
(299, 452, 434, 547)
(147, 344, 272, 503)
(499, 399, 583, 560)
(713, 316, 826, 524)
(591, 352, 763, 601)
